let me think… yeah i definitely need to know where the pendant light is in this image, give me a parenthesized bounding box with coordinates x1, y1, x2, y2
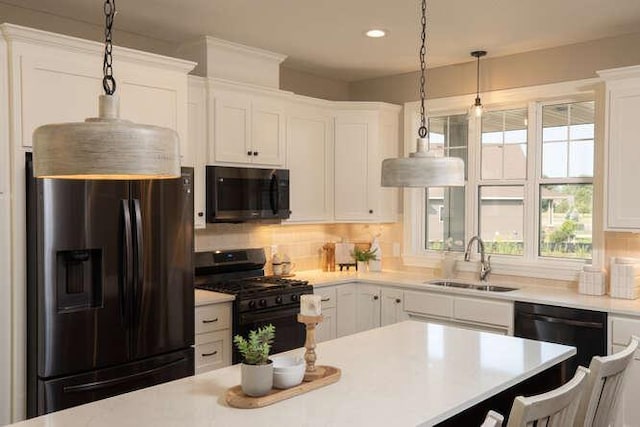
(32, 0, 180, 179)
(381, 0, 464, 188)
(470, 50, 487, 119)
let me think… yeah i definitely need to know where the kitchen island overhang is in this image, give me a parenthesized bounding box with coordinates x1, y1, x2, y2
(8, 321, 576, 427)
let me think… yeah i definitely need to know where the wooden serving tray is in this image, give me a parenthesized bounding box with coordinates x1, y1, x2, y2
(225, 365, 341, 409)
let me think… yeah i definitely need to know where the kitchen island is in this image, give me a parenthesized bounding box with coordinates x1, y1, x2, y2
(9, 321, 575, 427)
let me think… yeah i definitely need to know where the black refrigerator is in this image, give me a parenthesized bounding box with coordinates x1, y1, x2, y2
(26, 153, 195, 417)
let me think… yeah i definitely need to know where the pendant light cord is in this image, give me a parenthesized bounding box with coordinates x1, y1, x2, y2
(418, 0, 427, 138)
(103, 0, 116, 95)
(475, 54, 480, 101)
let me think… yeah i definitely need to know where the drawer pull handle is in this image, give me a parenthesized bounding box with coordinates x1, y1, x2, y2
(202, 350, 218, 357)
(395, 299, 401, 304)
(373, 295, 379, 300)
(202, 318, 219, 324)
(321, 297, 331, 302)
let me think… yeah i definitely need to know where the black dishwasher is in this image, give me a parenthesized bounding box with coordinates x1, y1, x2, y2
(514, 302, 607, 382)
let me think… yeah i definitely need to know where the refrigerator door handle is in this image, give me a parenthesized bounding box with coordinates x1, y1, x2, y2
(62, 356, 188, 393)
(132, 199, 144, 328)
(119, 200, 133, 328)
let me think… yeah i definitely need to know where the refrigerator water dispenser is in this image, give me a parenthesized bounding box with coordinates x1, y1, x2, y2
(56, 249, 103, 312)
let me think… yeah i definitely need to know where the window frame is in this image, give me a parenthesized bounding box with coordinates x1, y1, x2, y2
(401, 79, 603, 281)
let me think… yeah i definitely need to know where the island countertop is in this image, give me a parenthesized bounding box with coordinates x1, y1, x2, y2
(8, 321, 575, 427)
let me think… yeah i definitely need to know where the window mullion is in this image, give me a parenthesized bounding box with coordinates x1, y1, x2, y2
(525, 101, 540, 262)
(467, 115, 480, 253)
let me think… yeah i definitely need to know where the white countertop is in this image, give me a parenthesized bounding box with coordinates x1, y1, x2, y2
(293, 270, 640, 317)
(9, 321, 575, 427)
(194, 289, 234, 306)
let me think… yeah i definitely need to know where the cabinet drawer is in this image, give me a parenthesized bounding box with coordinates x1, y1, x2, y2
(315, 287, 337, 309)
(195, 303, 231, 334)
(611, 316, 640, 346)
(454, 297, 513, 328)
(195, 330, 230, 373)
(404, 291, 453, 318)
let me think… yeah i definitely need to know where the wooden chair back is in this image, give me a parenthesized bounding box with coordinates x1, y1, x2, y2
(506, 366, 589, 427)
(574, 335, 639, 427)
(480, 410, 504, 427)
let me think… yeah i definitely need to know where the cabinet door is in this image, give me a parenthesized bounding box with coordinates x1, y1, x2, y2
(374, 111, 399, 222)
(355, 284, 381, 333)
(213, 91, 252, 164)
(381, 288, 407, 327)
(251, 96, 285, 166)
(606, 84, 640, 229)
(287, 106, 332, 222)
(316, 307, 337, 343)
(16, 50, 102, 147)
(187, 78, 208, 228)
(334, 112, 374, 221)
(337, 284, 357, 337)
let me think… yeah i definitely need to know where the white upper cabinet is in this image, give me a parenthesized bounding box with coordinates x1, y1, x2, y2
(285, 100, 333, 222)
(210, 85, 286, 167)
(188, 77, 208, 228)
(1, 24, 194, 155)
(599, 65, 640, 230)
(334, 106, 400, 222)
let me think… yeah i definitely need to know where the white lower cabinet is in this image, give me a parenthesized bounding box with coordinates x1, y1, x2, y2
(404, 290, 513, 335)
(336, 284, 357, 337)
(609, 316, 640, 427)
(315, 287, 337, 343)
(381, 288, 409, 327)
(194, 302, 232, 374)
(355, 284, 382, 332)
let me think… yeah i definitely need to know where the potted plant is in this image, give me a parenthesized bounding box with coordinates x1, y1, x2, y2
(352, 247, 378, 272)
(233, 324, 276, 397)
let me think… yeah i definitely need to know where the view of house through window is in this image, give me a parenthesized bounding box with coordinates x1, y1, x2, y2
(424, 100, 594, 261)
(425, 114, 467, 252)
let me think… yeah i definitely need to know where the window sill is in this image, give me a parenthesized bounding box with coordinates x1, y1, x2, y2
(402, 252, 584, 282)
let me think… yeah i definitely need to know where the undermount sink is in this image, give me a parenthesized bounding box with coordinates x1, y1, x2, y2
(426, 280, 518, 293)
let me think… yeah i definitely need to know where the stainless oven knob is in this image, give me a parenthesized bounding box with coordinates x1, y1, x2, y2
(249, 300, 256, 309)
(291, 294, 299, 302)
(275, 296, 283, 304)
(259, 299, 267, 307)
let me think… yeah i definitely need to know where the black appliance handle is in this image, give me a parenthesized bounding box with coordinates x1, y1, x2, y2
(62, 356, 188, 393)
(239, 306, 300, 324)
(132, 199, 144, 327)
(269, 173, 279, 215)
(119, 200, 133, 327)
(518, 312, 604, 329)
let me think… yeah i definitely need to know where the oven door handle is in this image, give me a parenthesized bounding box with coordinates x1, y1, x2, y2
(518, 312, 604, 329)
(239, 307, 300, 324)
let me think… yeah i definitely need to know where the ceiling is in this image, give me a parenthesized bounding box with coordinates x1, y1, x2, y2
(4, 0, 640, 81)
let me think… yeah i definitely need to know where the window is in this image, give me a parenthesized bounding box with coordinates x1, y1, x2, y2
(424, 114, 467, 252)
(412, 89, 595, 272)
(539, 101, 594, 259)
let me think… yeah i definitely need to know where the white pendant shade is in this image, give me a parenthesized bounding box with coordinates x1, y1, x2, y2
(33, 95, 180, 180)
(381, 156, 465, 187)
(381, 137, 465, 187)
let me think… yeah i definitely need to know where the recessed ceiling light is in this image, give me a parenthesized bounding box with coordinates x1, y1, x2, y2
(365, 29, 386, 38)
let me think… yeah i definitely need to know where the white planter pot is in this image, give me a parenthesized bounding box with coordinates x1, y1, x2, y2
(356, 260, 368, 272)
(241, 361, 273, 397)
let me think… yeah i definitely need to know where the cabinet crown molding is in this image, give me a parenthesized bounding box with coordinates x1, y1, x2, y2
(598, 65, 640, 81)
(0, 23, 196, 74)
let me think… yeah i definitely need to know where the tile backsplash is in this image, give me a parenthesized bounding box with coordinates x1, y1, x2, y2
(605, 232, 640, 265)
(195, 222, 403, 273)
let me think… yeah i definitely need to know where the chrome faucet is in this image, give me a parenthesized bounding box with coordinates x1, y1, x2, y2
(464, 236, 492, 282)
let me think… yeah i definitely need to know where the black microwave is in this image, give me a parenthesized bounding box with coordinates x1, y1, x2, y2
(206, 166, 290, 222)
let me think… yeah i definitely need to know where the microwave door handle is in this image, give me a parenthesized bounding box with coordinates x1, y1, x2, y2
(269, 174, 279, 214)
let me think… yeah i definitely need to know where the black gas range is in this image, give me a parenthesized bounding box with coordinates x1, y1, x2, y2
(194, 248, 313, 363)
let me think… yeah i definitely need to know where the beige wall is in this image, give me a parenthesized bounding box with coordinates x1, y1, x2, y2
(279, 66, 350, 101)
(349, 31, 640, 104)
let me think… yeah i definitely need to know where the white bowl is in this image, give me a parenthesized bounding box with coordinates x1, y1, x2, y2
(272, 357, 305, 389)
